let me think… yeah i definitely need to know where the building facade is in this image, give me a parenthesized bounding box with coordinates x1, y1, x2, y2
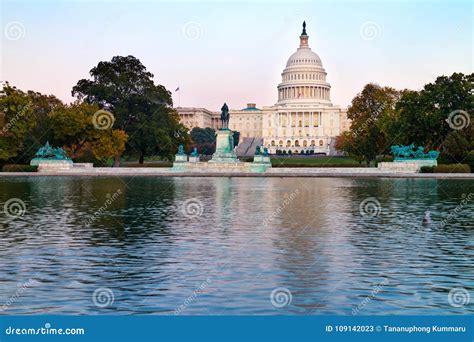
(176, 22, 350, 155)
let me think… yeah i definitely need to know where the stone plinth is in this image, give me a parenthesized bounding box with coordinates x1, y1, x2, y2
(172, 154, 188, 171)
(189, 156, 200, 163)
(73, 163, 93, 169)
(378, 160, 437, 172)
(34, 160, 73, 172)
(250, 155, 272, 172)
(183, 162, 250, 173)
(209, 129, 238, 163)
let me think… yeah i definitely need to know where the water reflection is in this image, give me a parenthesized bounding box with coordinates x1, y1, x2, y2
(0, 177, 472, 315)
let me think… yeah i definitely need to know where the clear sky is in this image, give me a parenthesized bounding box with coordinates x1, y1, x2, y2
(1, 0, 472, 110)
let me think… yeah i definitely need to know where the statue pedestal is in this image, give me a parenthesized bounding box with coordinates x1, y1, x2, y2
(31, 159, 73, 172)
(378, 159, 437, 172)
(189, 156, 200, 163)
(172, 154, 188, 171)
(209, 129, 238, 163)
(250, 155, 272, 172)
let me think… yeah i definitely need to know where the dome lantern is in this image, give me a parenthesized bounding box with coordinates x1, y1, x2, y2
(300, 21, 309, 47)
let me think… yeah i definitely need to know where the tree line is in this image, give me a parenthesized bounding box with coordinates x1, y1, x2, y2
(1, 58, 471, 168)
(336, 73, 473, 165)
(0, 55, 189, 166)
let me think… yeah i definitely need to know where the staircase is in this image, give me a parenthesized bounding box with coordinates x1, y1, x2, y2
(235, 137, 263, 157)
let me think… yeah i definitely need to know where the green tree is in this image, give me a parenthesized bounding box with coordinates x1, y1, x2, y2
(390, 73, 473, 149)
(72, 55, 188, 165)
(442, 125, 474, 162)
(0, 83, 36, 162)
(190, 127, 216, 155)
(336, 83, 400, 165)
(190, 127, 216, 144)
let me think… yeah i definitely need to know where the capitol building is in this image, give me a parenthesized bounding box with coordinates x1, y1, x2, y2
(176, 22, 350, 155)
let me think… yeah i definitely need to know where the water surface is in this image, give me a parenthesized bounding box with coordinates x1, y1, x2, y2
(0, 177, 472, 315)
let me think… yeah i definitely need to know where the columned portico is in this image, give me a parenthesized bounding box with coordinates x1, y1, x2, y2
(262, 21, 348, 155)
(176, 22, 350, 156)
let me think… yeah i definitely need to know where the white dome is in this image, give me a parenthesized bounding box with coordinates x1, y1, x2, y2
(286, 48, 322, 67)
(276, 22, 331, 105)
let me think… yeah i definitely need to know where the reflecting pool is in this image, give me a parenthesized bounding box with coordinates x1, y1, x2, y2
(0, 177, 472, 315)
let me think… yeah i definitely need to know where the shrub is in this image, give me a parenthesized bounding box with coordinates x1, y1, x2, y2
(433, 164, 471, 173)
(2, 164, 38, 172)
(463, 151, 474, 172)
(271, 163, 365, 168)
(123, 162, 173, 168)
(419, 166, 434, 173)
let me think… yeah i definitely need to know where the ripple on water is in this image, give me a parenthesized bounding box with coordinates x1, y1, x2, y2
(0, 177, 472, 315)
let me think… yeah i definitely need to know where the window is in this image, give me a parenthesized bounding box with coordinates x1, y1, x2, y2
(286, 140, 291, 147)
(319, 140, 324, 146)
(271, 140, 275, 146)
(279, 140, 283, 147)
(311, 140, 315, 146)
(303, 140, 308, 147)
(295, 140, 300, 147)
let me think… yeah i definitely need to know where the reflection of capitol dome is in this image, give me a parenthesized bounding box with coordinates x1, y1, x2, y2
(278, 21, 331, 104)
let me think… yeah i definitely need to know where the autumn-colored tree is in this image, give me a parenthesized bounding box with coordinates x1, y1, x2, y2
(49, 102, 127, 162)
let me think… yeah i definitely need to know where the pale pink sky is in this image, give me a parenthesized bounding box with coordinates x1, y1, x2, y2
(1, 0, 472, 111)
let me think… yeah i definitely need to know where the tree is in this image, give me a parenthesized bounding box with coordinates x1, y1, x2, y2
(72, 55, 188, 165)
(442, 125, 474, 162)
(232, 130, 240, 146)
(390, 73, 473, 149)
(48, 102, 127, 162)
(190, 127, 216, 144)
(336, 83, 400, 165)
(190, 127, 216, 155)
(20, 89, 63, 163)
(0, 83, 36, 162)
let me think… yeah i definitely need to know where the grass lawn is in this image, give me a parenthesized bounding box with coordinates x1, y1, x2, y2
(270, 156, 366, 167)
